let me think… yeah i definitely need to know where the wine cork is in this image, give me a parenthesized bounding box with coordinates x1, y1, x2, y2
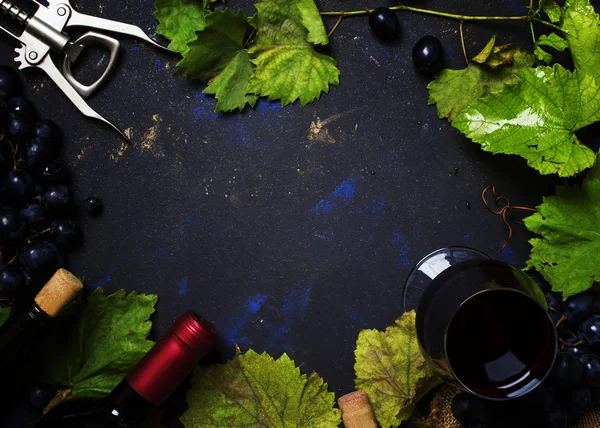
(338, 391, 378, 428)
(34, 269, 83, 317)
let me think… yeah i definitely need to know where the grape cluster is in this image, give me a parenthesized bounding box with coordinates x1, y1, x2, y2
(451, 287, 600, 428)
(0, 66, 101, 304)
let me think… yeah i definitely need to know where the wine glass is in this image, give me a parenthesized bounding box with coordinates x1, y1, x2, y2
(403, 247, 557, 400)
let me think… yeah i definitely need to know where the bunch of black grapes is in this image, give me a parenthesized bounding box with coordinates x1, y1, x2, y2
(0, 65, 102, 307)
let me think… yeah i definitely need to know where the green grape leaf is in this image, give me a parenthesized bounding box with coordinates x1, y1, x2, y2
(37, 288, 157, 398)
(181, 350, 341, 427)
(535, 33, 569, 64)
(248, 0, 340, 106)
(354, 311, 442, 428)
(542, 0, 563, 23)
(297, 0, 329, 45)
(203, 50, 258, 112)
(534, 46, 554, 64)
(428, 41, 533, 121)
(176, 9, 250, 82)
(562, 0, 600, 81)
(0, 306, 10, 327)
(176, 9, 257, 111)
(154, 0, 210, 54)
(538, 33, 569, 51)
(452, 65, 598, 177)
(525, 166, 600, 298)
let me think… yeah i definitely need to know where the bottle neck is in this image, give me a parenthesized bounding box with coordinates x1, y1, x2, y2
(125, 311, 217, 406)
(0, 303, 53, 366)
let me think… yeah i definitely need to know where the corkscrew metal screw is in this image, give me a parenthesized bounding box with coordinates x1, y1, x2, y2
(0, 0, 170, 140)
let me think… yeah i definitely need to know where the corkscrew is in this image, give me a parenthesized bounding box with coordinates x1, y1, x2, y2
(0, 0, 169, 140)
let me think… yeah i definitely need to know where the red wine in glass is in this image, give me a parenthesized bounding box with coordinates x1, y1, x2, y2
(405, 247, 557, 400)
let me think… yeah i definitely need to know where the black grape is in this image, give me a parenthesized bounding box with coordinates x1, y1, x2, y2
(578, 316, 600, 345)
(562, 337, 591, 357)
(20, 204, 48, 232)
(23, 137, 54, 169)
(83, 196, 103, 216)
(2, 169, 34, 206)
(0, 66, 23, 99)
(40, 185, 72, 217)
(545, 291, 562, 310)
(580, 354, 600, 387)
(451, 393, 489, 425)
(565, 292, 594, 327)
(6, 96, 37, 119)
(35, 120, 62, 157)
(28, 382, 58, 410)
(36, 162, 70, 188)
(412, 36, 445, 74)
(0, 264, 25, 298)
(543, 408, 568, 428)
(6, 110, 35, 142)
(568, 385, 592, 414)
(50, 219, 82, 250)
(19, 241, 62, 279)
(551, 353, 583, 387)
(369, 7, 400, 41)
(0, 207, 25, 247)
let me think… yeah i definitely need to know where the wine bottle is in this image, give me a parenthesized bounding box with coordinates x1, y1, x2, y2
(0, 268, 83, 366)
(37, 310, 218, 427)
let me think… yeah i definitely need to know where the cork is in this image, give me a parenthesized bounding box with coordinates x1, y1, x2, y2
(34, 269, 83, 317)
(338, 391, 378, 428)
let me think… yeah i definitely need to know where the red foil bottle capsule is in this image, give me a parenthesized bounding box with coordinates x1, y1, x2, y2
(126, 310, 218, 405)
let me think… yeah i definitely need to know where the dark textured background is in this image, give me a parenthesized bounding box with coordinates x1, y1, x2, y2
(1, 0, 584, 416)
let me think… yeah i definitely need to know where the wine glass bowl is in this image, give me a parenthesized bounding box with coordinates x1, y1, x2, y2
(405, 248, 557, 400)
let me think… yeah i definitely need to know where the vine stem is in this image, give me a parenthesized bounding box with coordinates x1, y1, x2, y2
(529, 0, 536, 44)
(459, 21, 468, 65)
(319, 4, 565, 32)
(328, 16, 343, 38)
(320, 5, 528, 21)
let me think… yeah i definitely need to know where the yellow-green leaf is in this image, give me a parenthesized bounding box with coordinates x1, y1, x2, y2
(471, 36, 497, 64)
(181, 350, 341, 427)
(562, 0, 600, 81)
(154, 0, 210, 54)
(354, 311, 442, 428)
(248, 0, 340, 106)
(428, 41, 533, 121)
(453, 65, 598, 177)
(297, 0, 329, 45)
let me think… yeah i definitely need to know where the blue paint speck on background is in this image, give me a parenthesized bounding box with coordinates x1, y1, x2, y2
(463, 232, 474, 240)
(391, 227, 411, 268)
(281, 279, 313, 319)
(222, 294, 268, 345)
(91, 269, 114, 290)
(177, 276, 189, 296)
(310, 177, 357, 213)
(192, 104, 220, 123)
(367, 198, 386, 223)
(155, 58, 164, 69)
(130, 46, 138, 51)
(256, 99, 283, 113)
